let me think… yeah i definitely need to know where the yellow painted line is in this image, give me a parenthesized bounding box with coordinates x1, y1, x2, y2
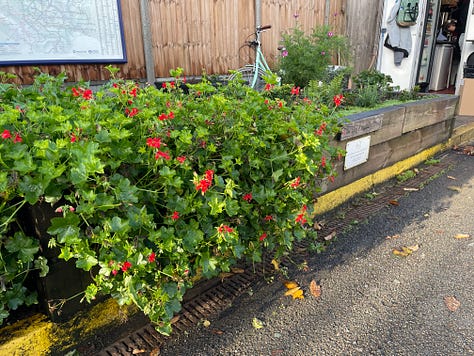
(0, 298, 137, 355)
(315, 143, 446, 215)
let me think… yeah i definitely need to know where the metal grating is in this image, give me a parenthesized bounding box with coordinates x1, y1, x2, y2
(98, 154, 456, 355)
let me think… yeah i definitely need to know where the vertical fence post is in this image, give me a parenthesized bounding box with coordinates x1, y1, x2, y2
(255, 0, 261, 28)
(139, 0, 156, 84)
(325, 0, 331, 25)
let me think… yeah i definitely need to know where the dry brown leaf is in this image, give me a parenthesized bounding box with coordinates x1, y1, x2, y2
(309, 280, 322, 298)
(150, 349, 160, 356)
(170, 315, 180, 324)
(132, 350, 146, 355)
(389, 200, 400, 206)
(444, 296, 461, 312)
(386, 234, 401, 240)
(447, 186, 462, 192)
(313, 220, 325, 230)
(463, 145, 474, 155)
(454, 233, 470, 239)
(447, 175, 456, 180)
(219, 272, 234, 280)
(231, 267, 245, 274)
(284, 280, 298, 289)
(324, 231, 337, 241)
(211, 329, 224, 335)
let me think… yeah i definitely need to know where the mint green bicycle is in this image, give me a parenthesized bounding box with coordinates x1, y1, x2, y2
(229, 24, 278, 91)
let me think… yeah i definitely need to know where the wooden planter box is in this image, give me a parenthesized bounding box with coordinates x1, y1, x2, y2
(324, 94, 458, 192)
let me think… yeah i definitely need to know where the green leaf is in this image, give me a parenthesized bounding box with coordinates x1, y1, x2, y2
(110, 216, 130, 234)
(225, 199, 240, 217)
(5, 232, 39, 263)
(84, 284, 98, 303)
(208, 196, 226, 216)
(182, 229, 204, 253)
(58, 247, 74, 261)
(34, 256, 49, 277)
(272, 169, 284, 183)
(18, 176, 44, 204)
(47, 214, 81, 245)
(164, 298, 181, 319)
(75, 253, 99, 271)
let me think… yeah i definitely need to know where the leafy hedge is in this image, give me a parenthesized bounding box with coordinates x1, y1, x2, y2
(0, 68, 344, 334)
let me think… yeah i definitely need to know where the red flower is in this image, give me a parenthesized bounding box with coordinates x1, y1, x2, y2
(71, 133, 77, 143)
(112, 269, 118, 276)
(12, 133, 22, 143)
(176, 156, 186, 164)
(171, 211, 180, 220)
(125, 107, 139, 117)
(291, 86, 300, 96)
(161, 83, 167, 89)
(121, 261, 132, 272)
(158, 113, 168, 121)
(1, 129, 11, 139)
(259, 232, 268, 241)
(218, 225, 234, 234)
(168, 111, 175, 119)
(243, 193, 253, 202)
(321, 156, 327, 168)
(295, 213, 307, 225)
(146, 137, 162, 148)
(333, 94, 344, 107)
(148, 252, 156, 263)
(195, 170, 214, 194)
(264, 215, 274, 221)
(205, 170, 214, 182)
(82, 89, 93, 100)
(155, 150, 171, 160)
(264, 83, 273, 91)
(130, 87, 138, 97)
(290, 177, 301, 188)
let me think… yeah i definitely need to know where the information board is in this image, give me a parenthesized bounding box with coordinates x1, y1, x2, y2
(0, 0, 126, 65)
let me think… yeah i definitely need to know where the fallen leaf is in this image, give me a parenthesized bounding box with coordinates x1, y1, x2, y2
(252, 317, 264, 329)
(386, 234, 401, 240)
(447, 176, 456, 180)
(403, 188, 419, 192)
(132, 350, 146, 355)
(219, 272, 234, 280)
(313, 220, 325, 230)
(444, 296, 461, 312)
(150, 349, 160, 356)
(231, 267, 245, 274)
(211, 329, 224, 335)
(455, 233, 470, 239)
(291, 289, 304, 299)
(392, 245, 419, 257)
(309, 280, 322, 298)
(284, 286, 301, 296)
(203, 320, 211, 327)
(463, 145, 474, 155)
(271, 259, 280, 271)
(170, 315, 180, 324)
(284, 280, 298, 289)
(447, 186, 462, 192)
(324, 231, 337, 241)
(389, 200, 399, 206)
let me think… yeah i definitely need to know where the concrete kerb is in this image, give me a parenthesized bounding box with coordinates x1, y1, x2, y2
(1, 117, 473, 355)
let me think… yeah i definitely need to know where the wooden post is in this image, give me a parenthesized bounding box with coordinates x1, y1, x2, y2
(139, 0, 156, 84)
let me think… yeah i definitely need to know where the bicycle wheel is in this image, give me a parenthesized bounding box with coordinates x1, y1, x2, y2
(229, 65, 267, 91)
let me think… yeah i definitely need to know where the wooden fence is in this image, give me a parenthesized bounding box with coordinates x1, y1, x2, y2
(0, 0, 378, 85)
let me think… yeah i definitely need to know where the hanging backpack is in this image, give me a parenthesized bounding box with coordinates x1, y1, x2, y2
(396, 0, 419, 27)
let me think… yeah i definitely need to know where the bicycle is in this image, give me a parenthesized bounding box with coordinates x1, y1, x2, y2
(229, 24, 279, 91)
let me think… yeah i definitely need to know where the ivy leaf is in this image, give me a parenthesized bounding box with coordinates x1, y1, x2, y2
(272, 169, 284, 183)
(47, 214, 81, 245)
(110, 216, 130, 234)
(225, 199, 240, 216)
(182, 229, 204, 253)
(164, 298, 182, 319)
(75, 253, 99, 271)
(5, 232, 39, 263)
(34, 256, 49, 277)
(208, 196, 226, 216)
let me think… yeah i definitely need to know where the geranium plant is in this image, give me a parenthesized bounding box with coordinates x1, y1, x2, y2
(0, 67, 344, 334)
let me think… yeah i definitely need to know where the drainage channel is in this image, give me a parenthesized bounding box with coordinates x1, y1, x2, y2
(98, 154, 456, 356)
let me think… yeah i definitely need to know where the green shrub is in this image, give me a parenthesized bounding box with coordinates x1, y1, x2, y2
(0, 68, 344, 334)
(278, 25, 350, 88)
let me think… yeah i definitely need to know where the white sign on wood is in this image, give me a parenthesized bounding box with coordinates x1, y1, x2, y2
(344, 136, 371, 170)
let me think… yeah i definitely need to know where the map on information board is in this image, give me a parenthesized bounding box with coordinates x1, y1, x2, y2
(0, 0, 126, 65)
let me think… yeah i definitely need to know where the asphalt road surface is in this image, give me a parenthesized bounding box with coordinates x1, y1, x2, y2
(159, 148, 474, 356)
